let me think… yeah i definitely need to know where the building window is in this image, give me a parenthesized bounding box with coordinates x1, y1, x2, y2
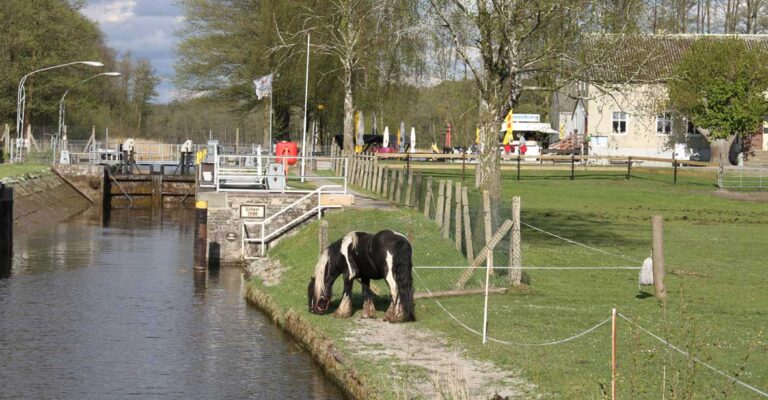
(612, 111, 627, 134)
(656, 112, 672, 134)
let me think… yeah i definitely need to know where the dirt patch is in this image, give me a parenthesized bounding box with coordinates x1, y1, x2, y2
(244, 257, 284, 286)
(714, 190, 768, 202)
(345, 318, 537, 399)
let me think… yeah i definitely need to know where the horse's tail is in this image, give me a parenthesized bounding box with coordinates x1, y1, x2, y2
(393, 238, 415, 322)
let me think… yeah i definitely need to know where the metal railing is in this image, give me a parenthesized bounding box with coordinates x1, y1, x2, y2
(719, 166, 768, 191)
(241, 185, 343, 259)
(213, 154, 348, 194)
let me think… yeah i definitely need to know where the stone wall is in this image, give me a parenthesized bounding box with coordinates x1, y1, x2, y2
(199, 191, 320, 263)
(53, 165, 106, 205)
(11, 172, 93, 237)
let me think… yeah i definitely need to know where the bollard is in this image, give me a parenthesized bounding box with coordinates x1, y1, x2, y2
(194, 200, 208, 271)
(0, 184, 13, 278)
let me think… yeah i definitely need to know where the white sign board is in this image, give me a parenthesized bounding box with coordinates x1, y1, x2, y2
(512, 114, 540, 123)
(240, 204, 266, 219)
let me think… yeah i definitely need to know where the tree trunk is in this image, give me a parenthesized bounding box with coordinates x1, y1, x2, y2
(343, 64, 354, 152)
(476, 99, 502, 202)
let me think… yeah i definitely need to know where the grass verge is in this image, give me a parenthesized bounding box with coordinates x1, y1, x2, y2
(342, 165, 767, 399)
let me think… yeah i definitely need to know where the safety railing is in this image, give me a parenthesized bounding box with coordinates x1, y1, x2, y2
(213, 154, 348, 194)
(240, 185, 343, 259)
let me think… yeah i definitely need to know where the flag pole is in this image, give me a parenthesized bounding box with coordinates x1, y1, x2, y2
(269, 86, 273, 153)
(300, 34, 310, 183)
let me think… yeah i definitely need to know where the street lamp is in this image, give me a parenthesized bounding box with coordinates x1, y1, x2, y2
(14, 61, 104, 162)
(57, 72, 121, 140)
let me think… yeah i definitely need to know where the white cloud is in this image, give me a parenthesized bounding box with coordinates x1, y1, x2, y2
(83, 0, 137, 24)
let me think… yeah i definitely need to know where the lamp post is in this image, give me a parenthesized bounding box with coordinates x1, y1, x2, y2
(14, 61, 103, 162)
(54, 72, 120, 163)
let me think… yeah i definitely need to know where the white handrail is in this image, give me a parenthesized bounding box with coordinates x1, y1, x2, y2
(247, 184, 340, 228)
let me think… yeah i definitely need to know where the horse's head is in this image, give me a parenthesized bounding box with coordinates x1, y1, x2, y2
(308, 249, 334, 314)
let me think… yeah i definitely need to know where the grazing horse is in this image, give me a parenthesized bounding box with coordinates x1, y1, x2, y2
(307, 229, 415, 322)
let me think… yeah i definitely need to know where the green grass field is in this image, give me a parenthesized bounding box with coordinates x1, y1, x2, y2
(0, 163, 49, 180)
(261, 166, 767, 399)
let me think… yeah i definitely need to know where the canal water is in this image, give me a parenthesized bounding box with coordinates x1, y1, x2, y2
(0, 209, 344, 399)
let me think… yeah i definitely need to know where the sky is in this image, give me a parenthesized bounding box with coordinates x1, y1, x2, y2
(82, 0, 183, 103)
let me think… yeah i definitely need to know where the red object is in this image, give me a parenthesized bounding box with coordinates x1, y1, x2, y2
(504, 144, 511, 154)
(275, 141, 298, 165)
(445, 123, 452, 148)
(376, 147, 396, 153)
(520, 143, 528, 155)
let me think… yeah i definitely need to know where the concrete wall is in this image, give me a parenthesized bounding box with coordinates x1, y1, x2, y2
(199, 191, 320, 264)
(53, 165, 105, 205)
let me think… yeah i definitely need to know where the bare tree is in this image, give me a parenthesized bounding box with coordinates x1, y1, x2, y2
(427, 0, 607, 200)
(273, 0, 422, 152)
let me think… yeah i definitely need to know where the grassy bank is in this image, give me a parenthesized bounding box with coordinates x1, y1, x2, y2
(250, 208, 469, 399)
(334, 165, 768, 398)
(0, 164, 49, 180)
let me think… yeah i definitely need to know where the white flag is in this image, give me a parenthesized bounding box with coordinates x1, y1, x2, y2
(253, 74, 273, 100)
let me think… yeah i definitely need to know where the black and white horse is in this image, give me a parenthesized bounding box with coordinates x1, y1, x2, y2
(307, 229, 415, 322)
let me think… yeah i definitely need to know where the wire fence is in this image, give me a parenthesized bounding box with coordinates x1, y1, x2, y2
(324, 152, 768, 398)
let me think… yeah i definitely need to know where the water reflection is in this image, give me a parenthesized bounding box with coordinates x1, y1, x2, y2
(0, 208, 344, 399)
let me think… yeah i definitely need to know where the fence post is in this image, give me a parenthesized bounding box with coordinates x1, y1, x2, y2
(405, 169, 414, 206)
(717, 157, 724, 189)
(424, 176, 433, 218)
(454, 182, 462, 250)
(396, 168, 405, 203)
(462, 152, 466, 182)
(435, 180, 445, 226)
(483, 190, 493, 274)
(673, 153, 678, 185)
(413, 172, 423, 209)
(627, 157, 632, 180)
(362, 156, 370, 190)
(319, 220, 329, 254)
(382, 167, 390, 198)
(517, 154, 521, 181)
(442, 180, 453, 238)
(509, 196, 522, 285)
(462, 187, 474, 262)
(611, 308, 617, 400)
(651, 215, 666, 302)
(571, 154, 575, 180)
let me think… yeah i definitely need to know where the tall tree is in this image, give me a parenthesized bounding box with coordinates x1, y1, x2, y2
(669, 38, 768, 163)
(428, 0, 603, 200)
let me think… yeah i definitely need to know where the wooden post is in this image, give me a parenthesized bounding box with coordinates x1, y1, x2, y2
(517, 154, 521, 181)
(382, 167, 390, 198)
(462, 152, 466, 182)
(454, 182, 462, 251)
(319, 220, 329, 254)
(395, 169, 405, 203)
(424, 176, 433, 218)
(442, 180, 453, 238)
(483, 190, 493, 274)
(0, 184, 13, 278)
(388, 169, 397, 201)
(462, 187, 474, 262)
(362, 156, 369, 190)
(413, 172, 423, 208)
(455, 219, 513, 287)
(509, 196, 522, 285)
(378, 165, 385, 194)
(672, 154, 678, 184)
(627, 157, 632, 180)
(611, 308, 617, 400)
(194, 201, 208, 271)
(651, 215, 666, 301)
(404, 170, 414, 206)
(571, 154, 575, 180)
(435, 180, 445, 226)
